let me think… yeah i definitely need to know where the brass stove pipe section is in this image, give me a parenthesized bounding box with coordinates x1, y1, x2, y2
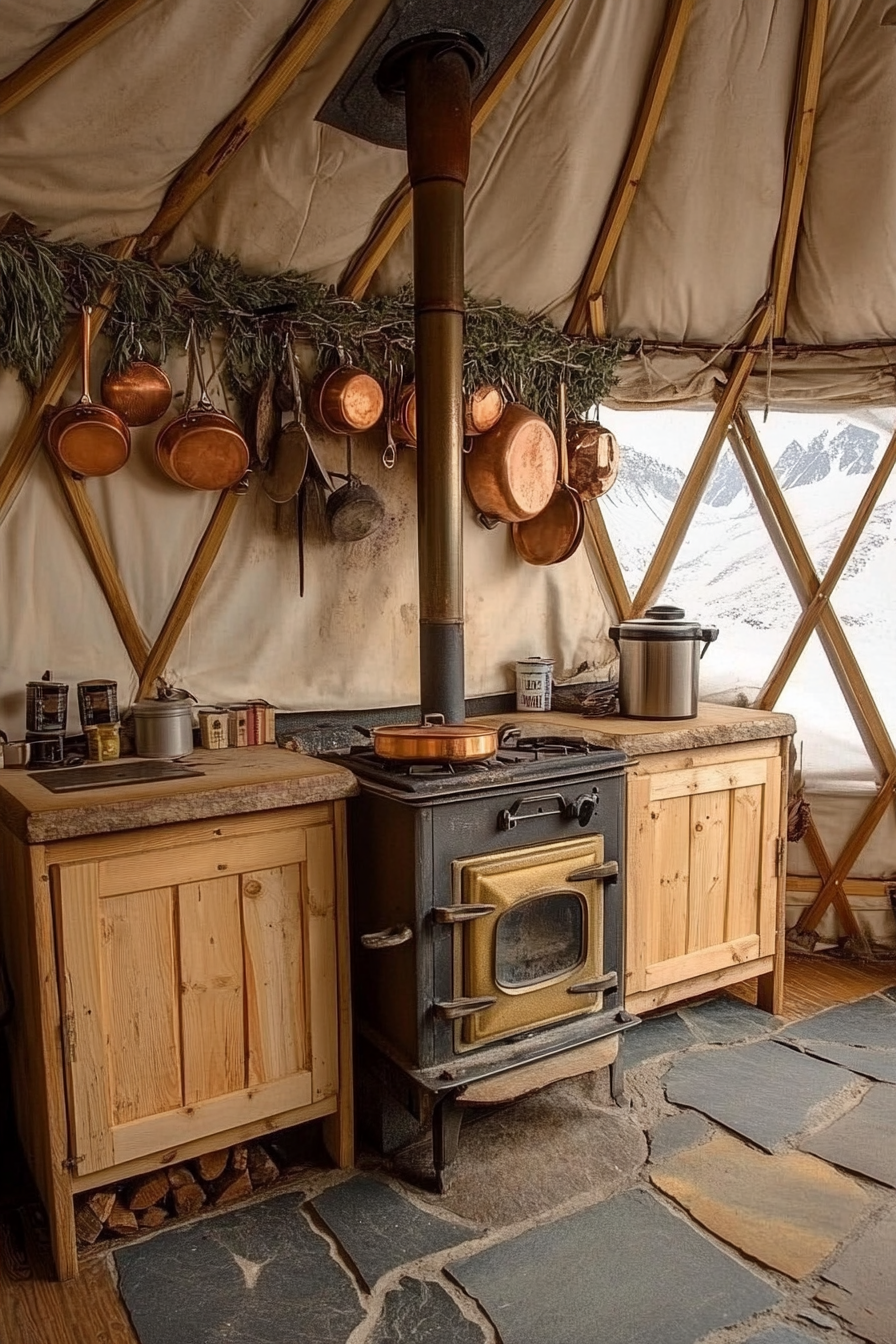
(403, 44, 472, 724)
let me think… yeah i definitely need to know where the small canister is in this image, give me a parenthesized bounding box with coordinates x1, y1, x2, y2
(86, 724, 121, 761)
(515, 657, 554, 712)
(25, 731, 64, 766)
(78, 680, 119, 728)
(131, 700, 195, 758)
(26, 680, 68, 734)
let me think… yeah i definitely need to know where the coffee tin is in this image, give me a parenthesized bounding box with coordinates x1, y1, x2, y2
(515, 657, 554, 712)
(78, 679, 119, 727)
(25, 730, 64, 766)
(26, 681, 68, 733)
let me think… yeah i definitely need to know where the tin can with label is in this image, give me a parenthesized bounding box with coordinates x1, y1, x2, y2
(77, 679, 119, 727)
(25, 731, 64, 766)
(515, 657, 554, 712)
(26, 681, 68, 733)
(86, 724, 121, 761)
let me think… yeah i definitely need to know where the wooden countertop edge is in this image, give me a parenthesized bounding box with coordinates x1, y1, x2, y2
(473, 706, 797, 755)
(2, 769, 360, 847)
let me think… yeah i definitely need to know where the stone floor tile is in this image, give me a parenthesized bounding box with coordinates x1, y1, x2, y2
(368, 1278, 485, 1344)
(777, 1038, 896, 1084)
(777, 994, 896, 1051)
(623, 1012, 695, 1069)
(797, 1307, 838, 1329)
(650, 1131, 870, 1279)
(882, 985, 896, 1003)
(648, 1112, 713, 1163)
(800, 1083, 896, 1188)
(745, 1328, 827, 1344)
(310, 1176, 478, 1290)
(815, 1205, 896, 1344)
(393, 1078, 646, 1225)
(664, 1041, 853, 1151)
(116, 1188, 364, 1344)
(681, 995, 783, 1044)
(448, 1187, 780, 1344)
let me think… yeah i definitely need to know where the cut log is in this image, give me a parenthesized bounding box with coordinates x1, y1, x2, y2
(106, 1201, 139, 1237)
(172, 1181, 207, 1219)
(168, 1165, 196, 1190)
(230, 1144, 249, 1174)
(247, 1144, 280, 1189)
(126, 1171, 171, 1210)
(138, 1206, 169, 1230)
(75, 1203, 104, 1245)
(194, 1149, 229, 1182)
(210, 1169, 252, 1207)
(87, 1189, 116, 1223)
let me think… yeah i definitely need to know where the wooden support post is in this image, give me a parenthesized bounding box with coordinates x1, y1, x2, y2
(800, 817, 863, 940)
(564, 0, 695, 336)
(796, 772, 896, 936)
(582, 501, 631, 623)
(339, 0, 568, 300)
(0, 0, 151, 118)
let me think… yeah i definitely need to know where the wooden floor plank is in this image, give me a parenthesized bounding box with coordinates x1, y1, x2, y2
(729, 953, 896, 1022)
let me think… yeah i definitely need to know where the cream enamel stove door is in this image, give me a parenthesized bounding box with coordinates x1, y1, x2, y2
(450, 837, 616, 1050)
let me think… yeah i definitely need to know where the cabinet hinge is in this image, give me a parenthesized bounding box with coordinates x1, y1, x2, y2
(62, 1155, 84, 1172)
(775, 837, 786, 879)
(61, 1012, 77, 1065)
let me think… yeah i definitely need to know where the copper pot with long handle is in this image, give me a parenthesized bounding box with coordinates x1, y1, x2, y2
(154, 328, 249, 490)
(370, 714, 497, 762)
(464, 401, 557, 523)
(309, 364, 384, 435)
(46, 307, 131, 477)
(511, 384, 585, 565)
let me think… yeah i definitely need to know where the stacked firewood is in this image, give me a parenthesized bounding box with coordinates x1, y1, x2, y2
(74, 1142, 281, 1246)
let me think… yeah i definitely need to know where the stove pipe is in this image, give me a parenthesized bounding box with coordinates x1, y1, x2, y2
(380, 34, 483, 724)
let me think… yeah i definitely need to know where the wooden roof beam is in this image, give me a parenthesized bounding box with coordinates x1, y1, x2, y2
(0, 0, 151, 119)
(564, 0, 695, 338)
(339, 0, 568, 300)
(582, 501, 631, 623)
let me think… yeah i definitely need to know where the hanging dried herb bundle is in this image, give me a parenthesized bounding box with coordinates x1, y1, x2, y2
(0, 235, 625, 418)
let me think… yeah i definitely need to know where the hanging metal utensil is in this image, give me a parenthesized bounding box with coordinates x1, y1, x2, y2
(382, 357, 397, 469)
(567, 403, 620, 501)
(326, 439, 386, 541)
(154, 325, 249, 490)
(511, 382, 585, 565)
(47, 307, 131, 477)
(259, 341, 312, 503)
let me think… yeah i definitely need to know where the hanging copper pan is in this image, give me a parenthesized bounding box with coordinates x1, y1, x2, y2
(464, 401, 557, 523)
(567, 418, 620, 500)
(309, 365, 384, 435)
(370, 714, 497, 762)
(101, 343, 172, 427)
(512, 384, 585, 565)
(46, 307, 131, 477)
(154, 330, 249, 491)
(464, 384, 504, 435)
(390, 382, 417, 446)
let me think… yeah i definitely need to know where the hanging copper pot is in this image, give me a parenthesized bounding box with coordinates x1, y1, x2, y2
(390, 383, 417, 447)
(464, 402, 557, 523)
(567, 417, 620, 500)
(46, 307, 131, 477)
(463, 384, 504, 436)
(512, 384, 585, 565)
(154, 329, 249, 491)
(101, 347, 172, 427)
(309, 365, 384, 435)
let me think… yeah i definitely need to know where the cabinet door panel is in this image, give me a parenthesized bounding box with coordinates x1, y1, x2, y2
(243, 864, 307, 1086)
(179, 877, 245, 1104)
(686, 790, 730, 954)
(726, 784, 762, 941)
(307, 824, 338, 1102)
(651, 796, 690, 964)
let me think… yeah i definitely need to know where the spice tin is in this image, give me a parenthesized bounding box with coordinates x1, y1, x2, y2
(515, 657, 554, 712)
(198, 711, 229, 750)
(86, 724, 120, 761)
(132, 699, 195, 758)
(26, 680, 68, 734)
(25, 731, 64, 766)
(78, 679, 119, 727)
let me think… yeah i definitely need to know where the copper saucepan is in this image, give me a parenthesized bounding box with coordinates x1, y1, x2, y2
(371, 715, 498, 762)
(567, 416, 620, 500)
(101, 335, 172, 427)
(309, 364, 384, 436)
(512, 384, 585, 565)
(464, 402, 558, 524)
(46, 307, 131, 477)
(390, 382, 417, 447)
(463, 384, 504, 436)
(154, 329, 249, 491)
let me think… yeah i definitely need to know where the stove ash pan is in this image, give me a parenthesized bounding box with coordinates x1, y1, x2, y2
(344, 756, 629, 1086)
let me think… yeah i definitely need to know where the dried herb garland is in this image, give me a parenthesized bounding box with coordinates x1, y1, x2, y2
(0, 234, 624, 420)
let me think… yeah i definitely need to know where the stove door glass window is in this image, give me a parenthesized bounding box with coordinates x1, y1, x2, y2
(452, 837, 607, 1049)
(495, 892, 585, 988)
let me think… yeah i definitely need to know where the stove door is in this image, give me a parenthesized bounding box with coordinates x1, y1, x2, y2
(451, 837, 610, 1050)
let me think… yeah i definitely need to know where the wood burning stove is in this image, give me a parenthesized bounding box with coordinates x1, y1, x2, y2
(325, 729, 636, 1187)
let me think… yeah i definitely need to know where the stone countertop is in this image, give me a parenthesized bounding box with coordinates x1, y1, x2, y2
(473, 701, 796, 756)
(0, 746, 359, 846)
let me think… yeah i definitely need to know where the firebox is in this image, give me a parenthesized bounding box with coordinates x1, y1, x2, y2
(324, 728, 637, 1187)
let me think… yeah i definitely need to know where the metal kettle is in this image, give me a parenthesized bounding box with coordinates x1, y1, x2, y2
(608, 604, 718, 720)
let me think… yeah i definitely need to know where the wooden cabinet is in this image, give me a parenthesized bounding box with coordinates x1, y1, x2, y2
(624, 738, 788, 1016)
(0, 799, 352, 1279)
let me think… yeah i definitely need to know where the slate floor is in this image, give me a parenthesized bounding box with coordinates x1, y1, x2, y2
(113, 984, 896, 1344)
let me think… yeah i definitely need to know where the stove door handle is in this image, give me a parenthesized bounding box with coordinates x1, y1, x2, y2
(566, 861, 619, 884)
(433, 996, 497, 1021)
(360, 924, 414, 950)
(433, 904, 496, 924)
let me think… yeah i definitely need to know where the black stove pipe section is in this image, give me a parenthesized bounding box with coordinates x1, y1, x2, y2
(391, 36, 477, 724)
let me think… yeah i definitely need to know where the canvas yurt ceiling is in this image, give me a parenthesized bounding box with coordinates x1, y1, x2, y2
(2, 0, 896, 404)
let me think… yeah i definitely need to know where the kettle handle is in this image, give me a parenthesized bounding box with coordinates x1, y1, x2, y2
(608, 626, 620, 650)
(700, 627, 719, 659)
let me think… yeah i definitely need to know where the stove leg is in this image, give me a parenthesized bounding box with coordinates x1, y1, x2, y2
(432, 1093, 464, 1193)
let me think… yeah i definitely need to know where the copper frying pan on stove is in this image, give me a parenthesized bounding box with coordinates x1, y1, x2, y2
(369, 715, 498, 762)
(46, 307, 131, 477)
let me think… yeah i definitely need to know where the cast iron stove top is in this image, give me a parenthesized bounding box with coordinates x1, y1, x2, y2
(321, 726, 626, 796)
